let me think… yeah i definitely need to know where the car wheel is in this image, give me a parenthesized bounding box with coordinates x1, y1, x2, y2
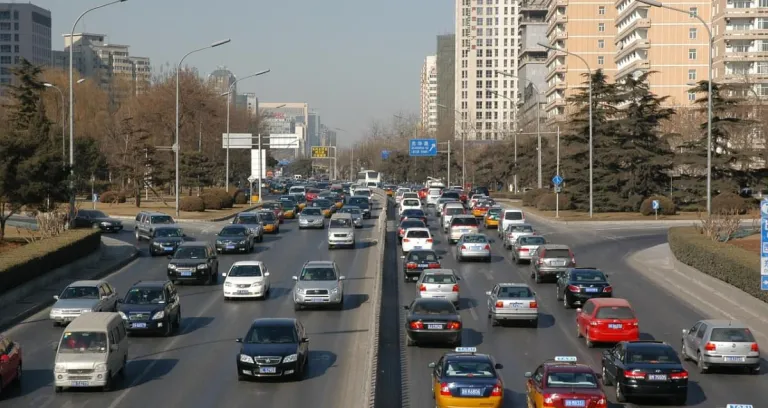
(119, 356, 127, 377)
(15, 362, 22, 384)
(490, 317, 499, 327)
(585, 333, 594, 348)
(697, 352, 708, 374)
(562, 294, 570, 309)
(615, 382, 627, 403)
(52, 321, 59, 327)
(135, 230, 140, 241)
(576, 324, 582, 338)
(163, 320, 173, 337)
(294, 303, 302, 311)
(237, 373, 247, 381)
(174, 312, 181, 330)
(54, 386, 63, 393)
(102, 372, 112, 391)
(680, 341, 689, 361)
(601, 365, 612, 386)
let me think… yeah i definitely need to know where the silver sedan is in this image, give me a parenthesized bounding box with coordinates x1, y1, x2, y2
(456, 233, 492, 262)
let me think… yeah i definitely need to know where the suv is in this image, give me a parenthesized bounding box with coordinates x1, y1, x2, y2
(135, 211, 176, 241)
(292, 261, 346, 310)
(529, 244, 576, 283)
(347, 196, 371, 219)
(167, 242, 219, 285)
(118, 280, 181, 336)
(441, 202, 465, 232)
(327, 213, 355, 249)
(231, 212, 264, 243)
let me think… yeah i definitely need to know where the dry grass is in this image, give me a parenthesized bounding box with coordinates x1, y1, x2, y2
(0, 226, 36, 254)
(727, 233, 761, 254)
(71, 201, 257, 220)
(519, 205, 759, 222)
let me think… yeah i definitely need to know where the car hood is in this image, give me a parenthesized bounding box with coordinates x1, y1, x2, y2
(118, 303, 164, 314)
(236, 223, 262, 230)
(92, 217, 122, 224)
(53, 299, 100, 309)
(300, 215, 323, 221)
(329, 227, 354, 234)
(240, 343, 299, 357)
(296, 280, 340, 290)
(225, 276, 267, 285)
(55, 352, 107, 366)
(217, 235, 249, 240)
(151, 237, 184, 244)
(170, 259, 207, 267)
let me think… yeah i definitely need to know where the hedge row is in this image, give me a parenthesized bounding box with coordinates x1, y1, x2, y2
(489, 192, 523, 200)
(0, 229, 102, 296)
(668, 227, 765, 303)
(99, 191, 127, 204)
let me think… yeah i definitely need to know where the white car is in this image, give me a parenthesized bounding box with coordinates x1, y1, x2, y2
(399, 198, 422, 215)
(469, 194, 487, 208)
(498, 208, 526, 237)
(401, 227, 433, 253)
(395, 188, 410, 205)
(222, 261, 271, 300)
(426, 188, 443, 206)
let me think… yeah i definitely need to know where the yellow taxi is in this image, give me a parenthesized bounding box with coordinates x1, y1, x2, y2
(429, 347, 504, 408)
(472, 203, 490, 218)
(384, 185, 396, 197)
(279, 196, 298, 219)
(524, 356, 607, 408)
(258, 210, 280, 234)
(311, 199, 335, 218)
(293, 194, 307, 211)
(483, 206, 503, 229)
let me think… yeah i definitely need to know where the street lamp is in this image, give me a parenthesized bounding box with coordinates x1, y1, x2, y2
(224, 69, 271, 192)
(436, 103, 467, 189)
(68, 0, 126, 227)
(43, 78, 86, 162)
(636, 0, 713, 215)
(174, 39, 231, 217)
(537, 42, 594, 218)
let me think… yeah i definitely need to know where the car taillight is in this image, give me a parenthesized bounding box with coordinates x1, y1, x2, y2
(460, 245, 467, 250)
(596, 397, 607, 408)
(440, 382, 451, 396)
(520, 248, 529, 252)
(427, 238, 433, 243)
(495, 301, 504, 307)
(568, 285, 580, 292)
(403, 238, 410, 243)
(670, 371, 688, 380)
(419, 284, 427, 292)
(484, 244, 490, 250)
(625, 369, 645, 379)
(543, 393, 558, 406)
(751, 343, 759, 352)
(490, 382, 502, 397)
(704, 342, 716, 351)
(570, 251, 576, 265)
(590, 320, 599, 326)
(406, 262, 417, 269)
(447, 321, 461, 330)
(452, 284, 459, 292)
(428, 262, 441, 268)
(529, 301, 537, 308)
(410, 321, 424, 329)
(603, 286, 613, 293)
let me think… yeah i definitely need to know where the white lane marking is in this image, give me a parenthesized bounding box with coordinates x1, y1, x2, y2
(468, 307, 479, 321)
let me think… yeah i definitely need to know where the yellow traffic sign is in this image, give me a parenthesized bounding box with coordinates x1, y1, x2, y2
(311, 146, 329, 158)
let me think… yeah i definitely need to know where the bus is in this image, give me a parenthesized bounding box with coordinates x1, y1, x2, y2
(357, 170, 381, 188)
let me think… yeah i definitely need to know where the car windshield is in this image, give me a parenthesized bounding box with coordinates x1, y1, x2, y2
(543, 249, 570, 258)
(260, 212, 276, 221)
(155, 228, 183, 237)
(245, 326, 298, 344)
(504, 211, 523, 220)
(423, 274, 456, 284)
(59, 286, 99, 299)
(300, 267, 337, 281)
(710, 328, 756, 342)
(124, 288, 165, 304)
(445, 208, 464, 215)
(312, 200, 332, 208)
(407, 230, 430, 239)
(452, 218, 478, 227)
(349, 198, 368, 207)
(151, 215, 175, 224)
(596, 306, 635, 319)
(572, 271, 607, 282)
(401, 221, 426, 229)
(340, 207, 361, 215)
(407, 252, 439, 262)
(330, 219, 352, 228)
(356, 190, 371, 197)
(627, 348, 681, 364)
(88, 211, 108, 218)
(58, 332, 108, 354)
(174, 247, 207, 259)
(302, 208, 322, 216)
(444, 361, 495, 378)
(220, 227, 248, 236)
(546, 372, 599, 388)
(403, 199, 420, 206)
(235, 215, 260, 224)
(441, 192, 460, 199)
(412, 300, 455, 314)
(510, 225, 533, 232)
(519, 236, 546, 245)
(498, 286, 534, 298)
(228, 265, 263, 277)
(462, 235, 488, 243)
(488, 209, 501, 215)
(265, 203, 281, 210)
(403, 193, 419, 199)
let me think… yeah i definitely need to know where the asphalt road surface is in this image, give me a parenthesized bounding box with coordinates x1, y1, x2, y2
(0, 205, 383, 408)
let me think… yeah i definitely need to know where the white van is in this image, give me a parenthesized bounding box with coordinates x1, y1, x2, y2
(289, 185, 307, 196)
(53, 312, 128, 392)
(499, 208, 526, 237)
(426, 188, 443, 206)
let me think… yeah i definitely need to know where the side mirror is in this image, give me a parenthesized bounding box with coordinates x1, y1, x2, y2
(264, 272, 270, 277)
(682, 329, 689, 335)
(339, 276, 346, 280)
(428, 362, 436, 368)
(110, 344, 118, 352)
(292, 276, 298, 281)
(235, 338, 242, 343)
(221, 273, 227, 277)
(301, 337, 309, 343)
(485, 291, 492, 296)
(403, 305, 410, 310)
(53, 295, 59, 300)
(495, 363, 503, 369)
(576, 308, 582, 313)
(524, 371, 532, 378)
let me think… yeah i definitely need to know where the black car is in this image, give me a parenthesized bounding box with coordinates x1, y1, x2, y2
(398, 219, 427, 244)
(402, 249, 442, 282)
(440, 191, 461, 202)
(236, 318, 309, 381)
(555, 267, 613, 309)
(279, 195, 299, 213)
(400, 208, 427, 225)
(149, 226, 187, 256)
(215, 225, 253, 254)
(601, 340, 688, 405)
(347, 197, 371, 218)
(403, 298, 462, 347)
(118, 280, 181, 336)
(309, 198, 335, 216)
(72, 210, 123, 232)
(167, 242, 218, 285)
(470, 187, 490, 197)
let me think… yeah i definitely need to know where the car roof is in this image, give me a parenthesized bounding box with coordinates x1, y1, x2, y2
(698, 319, 748, 329)
(452, 214, 475, 218)
(443, 353, 493, 363)
(497, 282, 531, 288)
(131, 280, 169, 288)
(405, 227, 430, 232)
(408, 249, 437, 254)
(251, 317, 297, 327)
(589, 298, 632, 307)
(67, 312, 122, 330)
(460, 233, 486, 238)
(331, 213, 353, 219)
(540, 244, 570, 250)
(238, 211, 261, 215)
(423, 268, 454, 275)
(623, 340, 674, 349)
(222, 224, 248, 229)
(69, 280, 107, 287)
(504, 208, 523, 212)
(231, 260, 264, 267)
(178, 242, 209, 247)
(154, 225, 182, 230)
(304, 260, 335, 268)
(145, 211, 171, 216)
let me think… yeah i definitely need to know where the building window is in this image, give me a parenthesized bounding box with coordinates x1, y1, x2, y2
(0, 23, 9, 31)
(0, 33, 9, 41)
(598, 39, 605, 49)
(689, 7, 697, 17)
(0, 55, 10, 64)
(476, 112, 483, 120)
(598, 23, 605, 32)
(0, 11, 9, 20)
(477, 70, 483, 77)
(476, 101, 483, 109)
(0, 45, 10, 53)
(598, 6, 605, 14)
(597, 56, 604, 65)
(688, 48, 697, 59)
(688, 92, 696, 101)
(689, 28, 697, 39)
(688, 69, 697, 80)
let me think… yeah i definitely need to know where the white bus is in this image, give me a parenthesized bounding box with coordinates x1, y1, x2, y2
(357, 170, 381, 187)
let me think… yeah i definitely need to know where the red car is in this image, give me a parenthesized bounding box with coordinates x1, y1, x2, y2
(305, 188, 321, 201)
(525, 356, 607, 408)
(0, 334, 22, 393)
(577, 298, 639, 347)
(417, 188, 428, 200)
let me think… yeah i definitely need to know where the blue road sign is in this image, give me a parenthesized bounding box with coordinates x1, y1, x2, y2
(409, 139, 438, 157)
(552, 175, 563, 186)
(381, 150, 390, 160)
(761, 198, 768, 291)
(278, 159, 292, 166)
(652, 200, 660, 210)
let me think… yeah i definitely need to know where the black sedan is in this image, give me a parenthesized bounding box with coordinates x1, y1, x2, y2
(236, 318, 309, 381)
(400, 208, 427, 225)
(118, 280, 181, 336)
(555, 267, 613, 309)
(72, 210, 123, 232)
(148, 226, 187, 256)
(401, 249, 442, 282)
(403, 298, 462, 347)
(215, 225, 253, 254)
(601, 340, 688, 405)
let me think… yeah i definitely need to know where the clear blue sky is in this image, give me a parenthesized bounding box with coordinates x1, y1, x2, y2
(35, 0, 454, 146)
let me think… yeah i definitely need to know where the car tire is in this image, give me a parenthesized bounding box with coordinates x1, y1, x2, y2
(238, 373, 247, 381)
(601, 365, 612, 386)
(562, 294, 571, 309)
(585, 333, 594, 348)
(135, 230, 141, 241)
(174, 312, 181, 330)
(14, 362, 22, 385)
(102, 372, 112, 391)
(697, 353, 708, 374)
(615, 382, 627, 403)
(163, 319, 173, 337)
(576, 324, 583, 338)
(680, 341, 689, 361)
(54, 386, 63, 393)
(294, 303, 302, 311)
(119, 356, 127, 377)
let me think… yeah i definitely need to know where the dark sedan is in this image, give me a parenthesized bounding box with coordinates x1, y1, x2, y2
(555, 267, 613, 309)
(149, 226, 187, 256)
(215, 225, 253, 254)
(401, 249, 442, 282)
(398, 219, 426, 244)
(309, 199, 335, 218)
(403, 298, 462, 347)
(400, 208, 428, 225)
(236, 318, 309, 381)
(72, 210, 123, 232)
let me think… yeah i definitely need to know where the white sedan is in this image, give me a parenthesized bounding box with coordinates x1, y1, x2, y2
(222, 261, 271, 300)
(401, 227, 433, 253)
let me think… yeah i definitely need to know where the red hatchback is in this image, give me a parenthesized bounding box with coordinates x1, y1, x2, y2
(305, 188, 321, 202)
(525, 356, 608, 408)
(0, 334, 22, 393)
(577, 298, 639, 348)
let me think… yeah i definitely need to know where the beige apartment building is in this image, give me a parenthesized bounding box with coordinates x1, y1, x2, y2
(712, 0, 768, 97)
(420, 55, 438, 133)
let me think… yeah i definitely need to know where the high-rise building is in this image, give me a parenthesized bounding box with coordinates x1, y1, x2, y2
(208, 67, 236, 105)
(436, 34, 456, 142)
(0, 3, 51, 86)
(318, 123, 338, 146)
(236, 92, 259, 116)
(260, 102, 308, 159)
(517, 0, 548, 132)
(306, 111, 321, 155)
(420, 55, 438, 133)
(454, 0, 520, 141)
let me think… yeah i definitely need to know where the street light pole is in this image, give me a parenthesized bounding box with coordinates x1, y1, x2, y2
(436, 104, 468, 188)
(175, 39, 231, 217)
(538, 42, 593, 217)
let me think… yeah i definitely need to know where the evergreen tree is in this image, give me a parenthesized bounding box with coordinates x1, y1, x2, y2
(3, 58, 45, 129)
(180, 151, 214, 193)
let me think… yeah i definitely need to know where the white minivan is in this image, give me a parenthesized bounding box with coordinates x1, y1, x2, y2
(498, 209, 526, 237)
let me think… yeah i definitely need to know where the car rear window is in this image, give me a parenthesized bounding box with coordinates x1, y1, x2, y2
(428, 189, 442, 196)
(511, 225, 533, 232)
(412, 300, 455, 314)
(446, 208, 464, 215)
(406, 230, 430, 239)
(504, 211, 523, 220)
(710, 328, 756, 342)
(403, 193, 419, 199)
(403, 209, 425, 217)
(407, 252, 438, 262)
(452, 217, 478, 227)
(520, 236, 546, 245)
(401, 220, 426, 229)
(423, 274, 456, 284)
(572, 271, 607, 282)
(498, 287, 533, 298)
(543, 249, 570, 258)
(151, 215, 174, 224)
(403, 199, 420, 206)
(441, 192, 460, 199)
(462, 235, 488, 243)
(595, 306, 635, 319)
(627, 347, 681, 364)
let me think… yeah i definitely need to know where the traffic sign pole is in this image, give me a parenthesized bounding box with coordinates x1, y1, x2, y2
(552, 175, 563, 219)
(760, 199, 768, 291)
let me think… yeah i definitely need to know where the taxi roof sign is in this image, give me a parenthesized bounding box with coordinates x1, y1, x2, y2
(554, 356, 578, 362)
(726, 405, 753, 408)
(455, 347, 477, 353)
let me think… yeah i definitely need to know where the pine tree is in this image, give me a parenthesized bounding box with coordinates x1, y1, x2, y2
(3, 58, 45, 130)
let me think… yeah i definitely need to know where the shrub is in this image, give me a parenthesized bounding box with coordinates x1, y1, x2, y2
(668, 227, 765, 303)
(99, 191, 126, 204)
(233, 191, 248, 205)
(489, 192, 523, 200)
(179, 196, 206, 212)
(712, 192, 750, 214)
(200, 193, 223, 210)
(208, 188, 234, 209)
(535, 193, 571, 211)
(522, 188, 549, 207)
(227, 187, 243, 199)
(639, 195, 676, 216)
(0, 229, 101, 295)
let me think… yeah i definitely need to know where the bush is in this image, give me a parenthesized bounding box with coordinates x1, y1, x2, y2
(0, 229, 101, 295)
(668, 227, 765, 303)
(535, 193, 571, 211)
(233, 191, 248, 205)
(490, 192, 523, 200)
(227, 187, 243, 199)
(522, 188, 549, 207)
(712, 192, 750, 214)
(639, 195, 676, 216)
(200, 193, 223, 210)
(99, 191, 126, 204)
(208, 188, 234, 209)
(179, 196, 206, 212)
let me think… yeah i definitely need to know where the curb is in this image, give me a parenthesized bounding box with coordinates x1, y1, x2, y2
(364, 191, 387, 407)
(109, 202, 270, 224)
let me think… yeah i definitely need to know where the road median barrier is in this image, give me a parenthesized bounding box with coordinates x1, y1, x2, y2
(364, 190, 387, 407)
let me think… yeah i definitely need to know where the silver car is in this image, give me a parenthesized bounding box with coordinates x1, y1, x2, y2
(292, 261, 346, 310)
(441, 203, 466, 232)
(50, 280, 120, 326)
(448, 215, 480, 244)
(511, 235, 547, 264)
(298, 207, 325, 229)
(681, 319, 760, 374)
(502, 224, 535, 249)
(416, 269, 460, 307)
(486, 283, 538, 327)
(456, 233, 492, 262)
(529, 244, 576, 283)
(328, 213, 355, 249)
(337, 205, 363, 228)
(231, 211, 264, 243)
(436, 197, 460, 215)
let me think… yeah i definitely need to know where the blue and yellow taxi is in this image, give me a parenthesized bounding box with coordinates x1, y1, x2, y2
(483, 206, 503, 229)
(292, 194, 307, 211)
(429, 347, 504, 408)
(524, 356, 607, 408)
(279, 195, 299, 219)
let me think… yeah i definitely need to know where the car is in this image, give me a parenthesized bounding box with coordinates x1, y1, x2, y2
(577, 298, 640, 347)
(498, 208, 526, 236)
(395, 188, 410, 205)
(278, 195, 299, 218)
(148, 226, 188, 256)
(135, 211, 176, 241)
(292, 193, 307, 210)
(436, 197, 460, 215)
(510, 235, 547, 263)
(236, 318, 309, 381)
(310, 198, 335, 217)
(402, 192, 420, 203)
(398, 219, 426, 244)
(117, 280, 181, 336)
(0, 334, 22, 392)
(352, 187, 372, 200)
(401, 249, 442, 282)
(337, 205, 364, 228)
(222, 261, 271, 300)
(502, 223, 535, 248)
(231, 211, 264, 243)
(448, 215, 480, 244)
(429, 347, 503, 407)
(468, 194, 486, 208)
(426, 187, 443, 206)
(471, 187, 490, 197)
(50, 280, 119, 326)
(292, 261, 346, 310)
(258, 210, 280, 233)
(555, 267, 613, 309)
(441, 202, 466, 232)
(456, 233, 492, 262)
(483, 206, 503, 229)
(215, 225, 253, 254)
(524, 356, 607, 408)
(439, 189, 461, 205)
(601, 341, 688, 404)
(402, 227, 434, 253)
(399, 197, 422, 215)
(471, 201, 491, 218)
(347, 196, 371, 218)
(305, 188, 321, 201)
(327, 213, 355, 249)
(261, 202, 285, 223)
(680, 319, 760, 374)
(298, 207, 325, 229)
(166, 242, 219, 285)
(400, 208, 427, 225)
(486, 283, 538, 327)
(404, 298, 462, 347)
(417, 269, 460, 307)
(529, 244, 576, 283)
(71, 210, 123, 232)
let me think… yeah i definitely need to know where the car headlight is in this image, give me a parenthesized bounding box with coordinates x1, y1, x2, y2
(197, 264, 208, 270)
(151, 311, 165, 320)
(94, 363, 107, 372)
(296, 288, 305, 294)
(152, 242, 162, 247)
(169, 264, 177, 270)
(118, 311, 127, 320)
(224, 282, 233, 287)
(330, 287, 340, 294)
(239, 240, 247, 244)
(252, 282, 263, 287)
(101, 221, 110, 225)
(283, 354, 298, 363)
(54, 364, 67, 373)
(240, 354, 254, 364)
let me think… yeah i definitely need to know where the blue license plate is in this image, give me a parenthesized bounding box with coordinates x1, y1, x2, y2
(71, 381, 89, 387)
(565, 400, 585, 407)
(259, 367, 276, 374)
(460, 388, 483, 396)
(226, 245, 235, 249)
(236, 290, 249, 295)
(414, 246, 422, 249)
(472, 245, 483, 250)
(131, 323, 147, 328)
(585, 288, 599, 293)
(418, 264, 429, 268)
(180, 271, 192, 277)
(608, 324, 623, 329)
(163, 247, 174, 251)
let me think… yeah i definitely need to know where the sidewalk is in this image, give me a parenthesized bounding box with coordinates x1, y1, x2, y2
(0, 236, 139, 331)
(627, 243, 768, 346)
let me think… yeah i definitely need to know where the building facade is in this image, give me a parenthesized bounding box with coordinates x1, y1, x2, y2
(306, 111, 321, 155)
(712, 0, 768, 97)
(420, 55, 438, 133)
(236, 92, 259, 116)
(208, 67, 236, 105)
(436, 34, 456, 142)
(517, 0, 548, 132)
(0, 3, 51, 85)
(319, 123, 337, 146)
(260, 102, 308, 159)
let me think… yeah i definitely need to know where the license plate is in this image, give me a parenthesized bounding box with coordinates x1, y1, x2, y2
(509, 303, 523, 308)
(131, 323, 147, 328)
(427, 324, 443, 330)
(418, 264, 429, 268)
(307, 298, 324, 302)
(724, 356, 746, 362)
(462, 229, 470, 233)
(460, 388, 483, 396)
(472, 245, 484, 250)
(259, 367, 277, 374)
(237, 290, 250, 295)
(552, 260, 567, 266)
(180, 271, 192, 277)
(226, 245, 235, 249)
(163, 247, 174, 251)
(647, 374, 667, 381)
(608, 324, 623, 329)
(564, 400, 585, 407)
(585, 287, 599, 293)
(71, 381, 89, 387)
(414, 246, 422, 249)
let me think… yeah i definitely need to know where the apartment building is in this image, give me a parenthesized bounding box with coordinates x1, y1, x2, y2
(436, 34, 456, 142)
(517, 0, 548, 132)
(0, 3, 51, 86)
(420, 55, 438, 133)
(713, 0, 768, 97)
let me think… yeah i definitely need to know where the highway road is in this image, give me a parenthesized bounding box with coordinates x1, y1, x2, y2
(378, 203, 767, 408)
(0, 204, 383, 408)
